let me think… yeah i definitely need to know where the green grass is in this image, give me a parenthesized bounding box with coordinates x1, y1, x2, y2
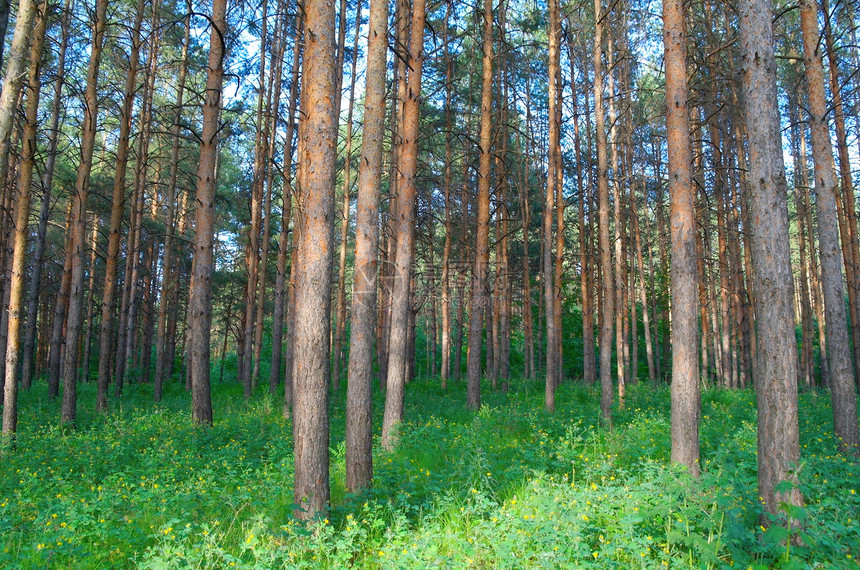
(1, 376, 858, 568)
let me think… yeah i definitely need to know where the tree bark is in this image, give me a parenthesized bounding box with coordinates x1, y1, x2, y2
(346, 0, 387, 492)
(739, 0, 804, 522)
(663, 0, 700, 476)
(292, 0, 337, 518)
(61, 0, 108, 425)
(2, 0, 47, 446)
(466, 0, 492, 410)
(270, 11, 302, 396)
(21, 0, 71, 391)
(594, 0, 613, 422)
(188, 0, 228, 426)
(820, 0, 860, 383)
(381, 0, 426, 447)
(800, 0, 859, 455)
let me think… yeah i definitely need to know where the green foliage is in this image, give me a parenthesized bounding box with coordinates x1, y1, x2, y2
(1, 380, 858, 568)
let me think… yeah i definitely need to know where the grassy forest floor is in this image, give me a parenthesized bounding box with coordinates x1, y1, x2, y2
(1, 376, 858, 569)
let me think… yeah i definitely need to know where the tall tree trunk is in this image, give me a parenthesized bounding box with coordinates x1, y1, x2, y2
(188, 0, 227, 426)
(240, 0, 270, 397)
(333, 0, 363, 392)
(594, 0, 613, 421)
(61, 0, 108, 425)
(739, 0, 804, 522)
(121, 26, 159, 389)
(2, 0, 47, 446)
(663, 0, 699, 476)
(552, 44, 564, 389)
(466, 0, 492, 410)
(251, 15, 284, 391)
(567, 27, 595, 385)
(800, 0, 859, 455)
(0, 0, 37, 186)
(820, 0, 860, 382)
(381, 0, 426, 447)
(21, 0, 71, 391)
(542, 0, 560, 410)
(270, 10, 302, 395)
(154, 10, 190, 402)
(346, 0, 387, 492)
(439, 0, 453, 388)
(292, 0, 337, 518)
(97, 0, 145, 409)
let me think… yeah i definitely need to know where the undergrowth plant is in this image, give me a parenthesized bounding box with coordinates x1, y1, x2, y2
(0, 379, 858, 568)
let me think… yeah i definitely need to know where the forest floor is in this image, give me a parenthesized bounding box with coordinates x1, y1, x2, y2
(1, 375, 858, 568)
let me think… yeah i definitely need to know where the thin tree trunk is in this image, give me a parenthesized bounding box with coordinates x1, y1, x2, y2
(270, 10, 302, 396)
(466, 0, 492, 410)
(80, 219, 99, 383)
(97, 0, 145, 408)
(154, 10, 190, 402)
(333, 0, 363, 392)
(381, 0, 426, 448)
(439, 0, 453, 388)
(61, 0, 108, 425)
(595, 0, 613, 421)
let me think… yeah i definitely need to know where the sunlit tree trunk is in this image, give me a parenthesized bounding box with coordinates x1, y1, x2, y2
(292, 0, 337, 517)
(345, 0, 387, 492)
(664, 0, 699, 476)
(739, 0, 804, 522)
(2, 0, 47, 446)
(0, 0, 37, 187)
(21, 0, 71, 391)
(800, 0, 859, 455)
(594, 0, 613, 421)
(466, 0, 492, 410)
(382, 0, 426, 447)
(270, 10, 302, 396)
